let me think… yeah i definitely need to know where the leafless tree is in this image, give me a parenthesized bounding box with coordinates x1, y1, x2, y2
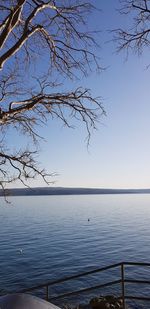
(114, 0, 150, 55)
(0, 0, 105, 190)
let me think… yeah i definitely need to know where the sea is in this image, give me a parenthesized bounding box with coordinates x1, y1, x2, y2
(0, 194, 150, 308)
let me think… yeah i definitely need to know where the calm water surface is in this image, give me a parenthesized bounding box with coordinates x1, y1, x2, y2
(0, 194, 150, 307)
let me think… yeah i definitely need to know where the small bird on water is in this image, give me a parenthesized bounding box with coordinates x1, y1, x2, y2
(17, 249, 23, 254)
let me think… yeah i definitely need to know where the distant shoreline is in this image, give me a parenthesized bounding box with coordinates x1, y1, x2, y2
(1, 187, 150, 197)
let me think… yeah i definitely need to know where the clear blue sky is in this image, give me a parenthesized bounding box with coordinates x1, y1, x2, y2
(10, 1, 150, 189)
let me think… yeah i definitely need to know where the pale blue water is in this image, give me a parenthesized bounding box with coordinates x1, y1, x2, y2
(0, 194, 150, 308)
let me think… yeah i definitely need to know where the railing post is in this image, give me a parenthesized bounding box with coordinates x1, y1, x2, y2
(121, 263, 125, 309)
(46, 285, 49, 301)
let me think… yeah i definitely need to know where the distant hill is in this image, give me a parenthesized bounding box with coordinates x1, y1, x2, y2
(1, 187, 150, 196)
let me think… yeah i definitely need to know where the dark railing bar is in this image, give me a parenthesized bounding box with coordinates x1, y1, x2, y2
(125, 279, 150, 285)
(46, 285, 49, 301)
(121, 264, 125, 309)
(123, 262, 150, 267)
(49, 279, 122, 301)
(125, 295, 150, 301)
(14, 262, 150, 295)
(6, 261, 150, 305)
(16, 262, 122, 294)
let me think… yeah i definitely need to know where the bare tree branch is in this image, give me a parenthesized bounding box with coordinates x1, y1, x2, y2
(0, 0, 26, 49)
(113, 0, 150, 55)
(0, 0, 104, 191)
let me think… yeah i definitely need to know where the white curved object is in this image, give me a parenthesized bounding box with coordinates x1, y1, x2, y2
(0, 293, 61, 309)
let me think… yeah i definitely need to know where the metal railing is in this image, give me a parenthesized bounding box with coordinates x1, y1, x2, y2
(9, 262, 150, 309)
